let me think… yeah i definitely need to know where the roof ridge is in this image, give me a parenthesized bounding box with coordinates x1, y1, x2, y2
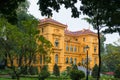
(40, 18, 67, 27)
(65, 29, 96, 36)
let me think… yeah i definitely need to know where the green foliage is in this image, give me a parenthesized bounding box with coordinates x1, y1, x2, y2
(66, 66, 71, 76)
(102, 41, 120, 72)
(0, 8, 52, 80)
(29, 66, 38, 75)
(38, 65, 50, 80)
(69, 70, 85, 80)
(60, 71, 68, 77)
(91, 64, 99, 78)
(80, 0, 120, 34)
(78, 62, 81, 66)
(0, 0, 26, 24)
(71, 64, 78, 70)
(53, 64, 60, 77)
(37, 0, 80, 18)
(20, 66, 28, 75)
(114, 64, 120, 78)
(37, 0, 120, 34)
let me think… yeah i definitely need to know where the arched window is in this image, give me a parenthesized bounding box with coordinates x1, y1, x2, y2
(66, 57, 69, 63)
(74, 58, 77, 64)
(55, 54, 58, 64)
(70, 57, 73, 64)
(54, 39, 59, 47)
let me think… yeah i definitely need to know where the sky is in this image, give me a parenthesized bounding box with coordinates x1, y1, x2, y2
(28, 0, 119, 44)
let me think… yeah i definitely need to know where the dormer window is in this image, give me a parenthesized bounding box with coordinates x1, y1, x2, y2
(54, 39, 59, 47)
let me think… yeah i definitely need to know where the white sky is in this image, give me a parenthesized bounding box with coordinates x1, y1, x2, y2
(28, 0, 119, 44)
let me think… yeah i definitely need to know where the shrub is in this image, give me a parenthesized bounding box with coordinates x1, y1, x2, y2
(78, 62, 81, 66)
(61, 71, 67, 77)
(66, 66, 71, 76)
(70, 70, 85, 80)
(20, 66, 28, 75)
(114, 64, 120, 78)
(72, 64, 78, 70)
(38, 65, 50, 80)
(91, 64, 99, 78)
(29, 66, 38, 75)
(53, 63, 60, 77)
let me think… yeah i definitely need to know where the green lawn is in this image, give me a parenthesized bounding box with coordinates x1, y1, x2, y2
(0, 77, 71, 80)
(0, 77, 118, 80)
(0, 76, 71, 80)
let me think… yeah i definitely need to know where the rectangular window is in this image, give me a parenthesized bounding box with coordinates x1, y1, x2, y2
(74, 46, 77, 52)
(83, 47, 86, 53)
(70, 46, 73, 52)
(66, 45, 69, 51)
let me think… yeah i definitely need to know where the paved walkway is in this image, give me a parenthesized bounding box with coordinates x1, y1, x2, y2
(0, 74, 10, 78)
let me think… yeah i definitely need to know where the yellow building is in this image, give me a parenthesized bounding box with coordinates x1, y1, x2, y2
(38, 18, 99, 72)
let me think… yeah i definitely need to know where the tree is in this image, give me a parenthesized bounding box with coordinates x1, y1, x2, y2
(53, 63, 60, 77)
(114, 64, 120, 78)
(102, 40, 120, 72)
(92, 64, 99, 78)
(0, 12, 52, 80)
(0, 18, 26, 80)
(70, 69, 85, 80)
(71, 64, 78, 70)
(0, 0, 26, 24)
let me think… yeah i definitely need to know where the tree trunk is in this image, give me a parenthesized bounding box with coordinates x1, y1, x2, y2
(96, 16, 101, 80)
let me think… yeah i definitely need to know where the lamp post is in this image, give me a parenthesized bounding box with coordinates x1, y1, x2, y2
(85, 45, 89, 80)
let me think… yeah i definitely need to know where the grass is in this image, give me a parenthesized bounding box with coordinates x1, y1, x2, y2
(0, 77, 71, 80)
(0, 76, 119, 80)
(0, 68, 11, 74)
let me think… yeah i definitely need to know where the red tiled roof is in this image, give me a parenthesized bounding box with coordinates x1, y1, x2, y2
(39, 18, 67, 27)
(39, 18, 97, 36)
(65, 29, 97, 36)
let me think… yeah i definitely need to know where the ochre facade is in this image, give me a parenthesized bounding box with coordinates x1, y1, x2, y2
(38, 18, 99, 72)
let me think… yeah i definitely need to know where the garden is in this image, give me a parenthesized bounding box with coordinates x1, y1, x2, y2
(0, 64, 120, 80)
